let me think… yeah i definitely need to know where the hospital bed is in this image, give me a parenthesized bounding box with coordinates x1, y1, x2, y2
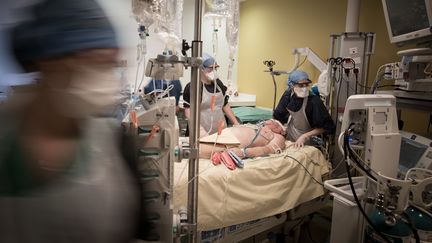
(173, 141, 331, 242)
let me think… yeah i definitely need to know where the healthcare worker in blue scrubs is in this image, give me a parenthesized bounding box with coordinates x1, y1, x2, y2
(0, 0, 141, 242)
(273, 70, 335, 148)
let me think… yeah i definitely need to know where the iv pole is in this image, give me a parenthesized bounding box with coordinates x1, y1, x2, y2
(187, 0, 203, 242)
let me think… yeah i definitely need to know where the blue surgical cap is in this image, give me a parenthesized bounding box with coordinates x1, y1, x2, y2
(12, 0, 118, 63)
(202, 53, 220, 68)
(288, 70, 312, 86)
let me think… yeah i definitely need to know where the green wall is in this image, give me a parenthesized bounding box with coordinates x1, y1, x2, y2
(237, 0, 430, 136)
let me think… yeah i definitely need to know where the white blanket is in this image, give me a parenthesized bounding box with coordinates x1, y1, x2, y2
(173, 141, 331, 231)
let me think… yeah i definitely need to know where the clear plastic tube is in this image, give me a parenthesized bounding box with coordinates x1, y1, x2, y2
(212, 18, 220, 56)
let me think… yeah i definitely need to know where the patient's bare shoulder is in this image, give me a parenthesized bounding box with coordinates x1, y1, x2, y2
(268, 133, 286, 150)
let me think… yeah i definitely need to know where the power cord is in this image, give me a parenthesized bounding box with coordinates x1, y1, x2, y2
(285, 154, 324, 186)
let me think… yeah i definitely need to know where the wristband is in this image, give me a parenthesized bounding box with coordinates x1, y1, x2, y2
(242, 148, 249, 158)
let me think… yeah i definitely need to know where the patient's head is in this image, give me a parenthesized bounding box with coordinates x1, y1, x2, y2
(263, 119, 286, 136)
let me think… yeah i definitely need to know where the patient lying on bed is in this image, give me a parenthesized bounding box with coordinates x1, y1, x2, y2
(199, 119, 286, 159)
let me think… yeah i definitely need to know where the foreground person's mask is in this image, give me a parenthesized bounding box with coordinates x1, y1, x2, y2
(49, 64, 120, 119)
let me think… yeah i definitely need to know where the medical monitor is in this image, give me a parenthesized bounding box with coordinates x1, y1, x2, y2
(398, 131, 432, 177)
(382, 0, 432, 46)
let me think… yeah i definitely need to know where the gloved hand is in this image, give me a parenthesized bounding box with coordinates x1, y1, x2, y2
(293, 134, 308, 149)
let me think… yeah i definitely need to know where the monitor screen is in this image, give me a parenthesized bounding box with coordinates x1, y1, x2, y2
(382, 0, 432, 45)
(399, 137, 428, 173)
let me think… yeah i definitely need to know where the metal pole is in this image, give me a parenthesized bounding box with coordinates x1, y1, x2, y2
(187, 0, 203, 242)
(345, 0, 360, 32)
(362, 33, 375, 94)
(270, 74, 277, 110)
(327, 35, 337, 112)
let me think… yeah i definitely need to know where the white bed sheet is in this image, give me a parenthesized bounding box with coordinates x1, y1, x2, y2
(173, 141, 331, 231)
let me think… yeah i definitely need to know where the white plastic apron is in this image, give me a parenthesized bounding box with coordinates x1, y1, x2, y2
(200, 83, 226, 135)
(286, 96, 312, 143)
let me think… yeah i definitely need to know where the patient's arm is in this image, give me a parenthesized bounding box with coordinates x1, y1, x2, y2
(230, 133, 286, 158)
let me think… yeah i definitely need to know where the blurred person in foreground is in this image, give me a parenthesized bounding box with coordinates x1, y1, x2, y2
(0, 0, 141, 242)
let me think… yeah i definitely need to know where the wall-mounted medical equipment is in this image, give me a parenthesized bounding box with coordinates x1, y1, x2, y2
(328, 32, 375, 113)
(378, 0, 432, 93)
(391, 49, 432, 92)
(328, 33, 376, 177)
(381, 0, 432, 46)
(370, 49, 432, 93)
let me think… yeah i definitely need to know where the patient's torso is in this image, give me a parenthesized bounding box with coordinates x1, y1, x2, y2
(229, 125, 277, 148)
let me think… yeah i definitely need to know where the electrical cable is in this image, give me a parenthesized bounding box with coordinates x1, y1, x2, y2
(346, 143, 377, 181)
(354, 69, 359, 94)
(334, 66, 343, 134)
(337, 126, 378, 181)
(285, 154, 324, 186)
(376, 84, 401, 89)
(298, 55, 308, 68)
(370, 65, 387, 94)
(270, 73, 277, 110)
(331, 157, 346, 176)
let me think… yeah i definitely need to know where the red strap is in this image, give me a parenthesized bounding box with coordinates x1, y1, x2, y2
(220, 151, 236, 170)
(147, 124, 160, 142)
(130, 111, 138, 128)
(211, 152, 222, 165)
(210, 95, 216, 111)
(217, 119, 225, 135)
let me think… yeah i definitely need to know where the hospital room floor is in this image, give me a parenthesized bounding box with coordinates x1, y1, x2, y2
(239, 200, 332, 243)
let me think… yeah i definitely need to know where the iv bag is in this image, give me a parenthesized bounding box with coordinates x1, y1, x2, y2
(154, 0, 184, 51)
(226, 0, 239, 50)
(225, 0, 240, 87)
(205, 0, 230, 18)
(131, 0, 155, 27)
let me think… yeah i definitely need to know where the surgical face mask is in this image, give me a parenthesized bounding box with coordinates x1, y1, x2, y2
(205, 70, 218, 81)
(293, 86, 309, 98)
(48, 64, 120, 119)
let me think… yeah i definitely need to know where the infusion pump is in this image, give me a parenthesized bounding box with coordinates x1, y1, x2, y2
(398, 130, 432, 177)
